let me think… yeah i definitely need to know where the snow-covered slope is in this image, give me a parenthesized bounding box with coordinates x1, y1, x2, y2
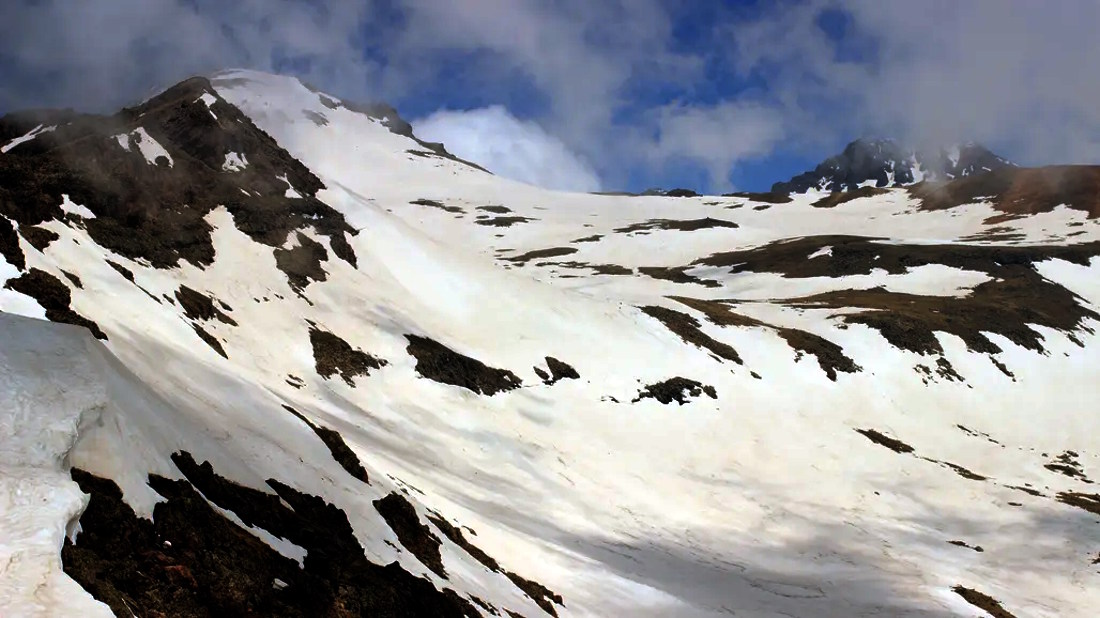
(1, 69, 1099, 617)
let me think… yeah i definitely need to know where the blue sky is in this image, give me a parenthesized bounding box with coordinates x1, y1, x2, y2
(2, 1, 1098, 193)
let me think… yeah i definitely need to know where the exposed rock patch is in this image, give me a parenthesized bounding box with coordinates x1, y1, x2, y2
(811, 186, 889, 208)
(723, 191, 793, 204)
(273, 231, 329, 292)
(0, 217, 25, 269)
(633, 377, 717, 405)
(282, 404, 370, 484)
(175, 285, 237, 326)
(191, 323, 227, 358)
(505, 247, 578, 264)
(476, 216, 534, 227)
(947, 540, 984, 552)
(1057, 491, 1100, 516)
(405, 334, 521, 395)
(641, 305, 743, 365)
(62, 452, 482, 617)
(910, 165, 1100, 219)
(411, 198, 464, 214)
(476, 205, 512, 214)
(614, 218, 738, 234)
(4, 268, 106, 339)
(952, 585, 1018, 618)
(1044, 451, 1091, 483)
(855, 429, 915, 454)
(374, 493, 446, 578)
(18, 224, 58, 251)
(309, 326, 386, 386)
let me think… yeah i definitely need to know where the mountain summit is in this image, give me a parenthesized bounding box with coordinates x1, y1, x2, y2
(771, 137, 1016, 193)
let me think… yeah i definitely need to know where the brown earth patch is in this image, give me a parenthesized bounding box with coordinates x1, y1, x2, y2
(752, 205, 772, 211)
(4, 268, 106, 339)
(614, 218, 738, 234)
(952, 585, 1018, 618)
(410, 198, 464, 214)
(722, 191, 793, 204)
(1044, 451, 1091, 483)
(641, 305, 743, 364)
(476, 216, 534, 227)
(175, 284, 236, 326)
(106, 260, 135, 282)
(60, 269, 82, 288)
(637, 265, 720, 288)
(811, 186, 889, 208)
(374, 493, 446, 578)
(309, 326, 386, 386)
(633, 377, 717, 405)
(571, 234, 603, 243)
(505, 247, 578, 264)
(1056, 492, 1100, 516)
(947, 540, 984, 552)
(405, 334, 521, 395)
(273, 231, 330, 292)
(855, 429, 915, 454)
(909, 165, 1100, 219)
(191, 323, 227, 358)
(18, 224, 58, 251)
(670, 297, 860, 380)
(477, 205, 512, 214)
(542, 356, 580, 384)
(0, 217, 24, 269)
(541, 260, 633, 276)
(281, 404, 369, 484)
(62, 452, 481, 617)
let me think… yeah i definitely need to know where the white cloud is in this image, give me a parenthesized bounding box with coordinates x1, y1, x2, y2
(415, 106, 602, 192)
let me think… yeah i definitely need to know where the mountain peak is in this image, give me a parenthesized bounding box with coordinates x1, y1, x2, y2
(772, 137, 1015, 193)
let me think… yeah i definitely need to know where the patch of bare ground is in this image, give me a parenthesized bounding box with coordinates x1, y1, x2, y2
(191, 324, 227, 358)
(62, 452, 483, 617)
(633, 377, 717, 405)
(947, 540, 984, 552)
(426, 513, 563, 616)
(960, 226, 1027, 243)
(410, 198, 464, 214)
(476, 215, 535, 227)
(309, 326, 386, 386)
(1044, 451, 1091, 483)
(540, 260, 633, 275)
(1057, 492, 1100, 516)
(60, 270, 82, 288)
(534, 356, 580, 385)
(0, 217, 24, 269)
(405, 334, 521, 395)
(670, 296, 861, 380)
(909, 165, 1100, 219)
(811, 186, 889, 208)
(614, 217, 739, 233)
(4, 268, 107, 339)
(722, 191, 793, 204)
(18, 224, 58, 251)
(477, 204, 512, 214)
(273, 231, 329, 292)
(175, 284, 237, 325)
(640, 305, 743, 364)
(952, 585, 1019, 618)
(504, 247, 577, 264)
(571, 234, 602, 243)
(637, 265, 720, 287)
(0, 77, 358, 271)
(855, 429, 915, 454)
(752, 205, 771, 211)
(282, 404, 369, 484)
(374, 493, 446, 578)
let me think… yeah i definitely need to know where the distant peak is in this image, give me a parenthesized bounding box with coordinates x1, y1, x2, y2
(772, 138, 1014, 194)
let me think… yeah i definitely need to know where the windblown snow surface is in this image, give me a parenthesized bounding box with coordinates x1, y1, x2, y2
(1, 70, 1099, 617)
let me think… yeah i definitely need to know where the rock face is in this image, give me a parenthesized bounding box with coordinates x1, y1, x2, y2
(772, 138, 1015, 193)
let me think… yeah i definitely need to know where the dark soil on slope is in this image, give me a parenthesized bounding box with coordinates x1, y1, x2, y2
(614, 218, 738, 234)
(405, 334, 521, 395)
(722, 191, 793, 204)
(191, 324, 227, 358)
(273, 231, 329, 292)
(855, 429, 915, 454)
(476, 216, 534, 227)
(910, 165, 1100, 219)
(410, 199, 464, 214)
(373, 493, 447, 578)
(811, 186, 889, 208)
(175, 285, 236, 325)
(62, 452, 483, 617)
(641, 305, 743, 365)
(309, 326, 386, 386)
(281, 404, 369, 484)
(0, 217, 25, 269)
(505, 247, 578, 264)
(18, 224, 58, 251)
(952, 585, 1018, 618)
(633, 377, 717, 405)
(4, 268, 106, 339)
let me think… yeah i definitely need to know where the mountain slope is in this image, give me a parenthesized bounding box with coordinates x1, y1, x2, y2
(772, 138, 1016, 193)
(2, 70, 1099, 617)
